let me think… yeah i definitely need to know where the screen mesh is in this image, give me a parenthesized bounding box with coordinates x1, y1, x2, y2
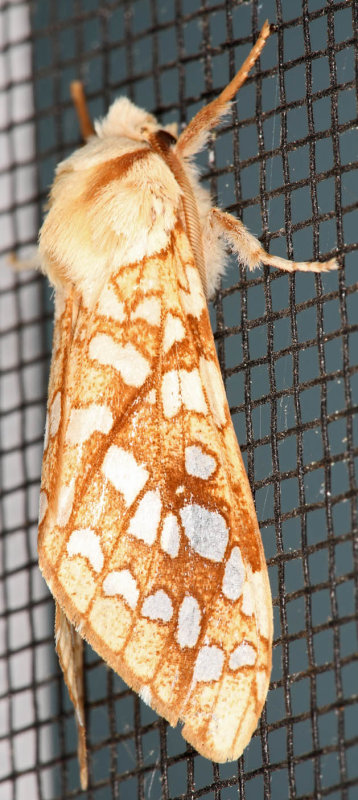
(1, 1, 357, 798)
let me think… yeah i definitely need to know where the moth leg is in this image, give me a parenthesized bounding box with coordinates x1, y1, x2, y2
(210, 207, 338, 273)
(7, 250, 41, 272)
(70, 81, 95, 140)
(55, 603, 88, 790)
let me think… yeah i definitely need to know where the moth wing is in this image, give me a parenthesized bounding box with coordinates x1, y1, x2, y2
(55, 602, 87, 789)
(39, 224, 272, 762)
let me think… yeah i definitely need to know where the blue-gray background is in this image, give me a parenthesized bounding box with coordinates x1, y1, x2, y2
(1, 1, 356, 799)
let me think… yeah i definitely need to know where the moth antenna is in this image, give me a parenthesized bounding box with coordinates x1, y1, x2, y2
(150, 130, 208, 297)
(70, 81, 95, 141)
(176, 20, 270, 157)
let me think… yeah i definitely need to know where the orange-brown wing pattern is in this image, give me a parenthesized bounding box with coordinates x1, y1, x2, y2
(39, 222, 272, 762)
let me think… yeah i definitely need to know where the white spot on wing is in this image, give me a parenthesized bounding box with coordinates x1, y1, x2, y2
(161, 369, 207, 419)
(185, 445, 216, 479)
(241, 582, 254, 616)
(43, 413, 49, 451)
(176, 595, 201, 648)
(38, 491, 48, 524)
(229, 641, 256, 669)
(180, 504, 228, 562)
(241, 568, 271, 637)
(50, 391, 61, 437)
(222, 546, 245, 601)
(256, 669, 268, 701)
(67, 528, 104, 573)
(250, 569, 271, 639)
(57, 480, 75, 526)
(199, 357, 226, 427)
(180, 266, 205, 318)
(161, 370, 180, 418)
(129, 489, 162, 545)
(142, 589, 173, 621)
(179, 369, 207, 414)
(103, 445, 148, 507)
(139, 685, 152, 706)
(194, 645, 224, 682)
(163, 313, 185, 353)
(97, 285, 125, 321)
(89, 334, 150, 387)
(147, 389, 156, 404)
(103, 569, 139, 609)
(131, 296, 161, 326)
(161, 513, 180, 557)
(66, 404, 113, 446)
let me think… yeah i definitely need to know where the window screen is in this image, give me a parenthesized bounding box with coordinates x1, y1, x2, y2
(1, 1, 357, 798)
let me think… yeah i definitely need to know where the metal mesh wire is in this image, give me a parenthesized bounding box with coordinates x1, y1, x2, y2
(0, 1, 357, 798)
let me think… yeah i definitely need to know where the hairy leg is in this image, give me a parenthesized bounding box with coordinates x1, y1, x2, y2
(210, 207, 338, 274)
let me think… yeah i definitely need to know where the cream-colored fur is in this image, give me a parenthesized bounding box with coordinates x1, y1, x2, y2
(36, 28, 337, 785)
(95, 97, 157, 140)
(39, 97, 228, 305)
(39, 129, 182, 305)
(39, 89, 337, 307)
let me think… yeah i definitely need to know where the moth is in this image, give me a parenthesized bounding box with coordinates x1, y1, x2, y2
(35, 22, 337, 789)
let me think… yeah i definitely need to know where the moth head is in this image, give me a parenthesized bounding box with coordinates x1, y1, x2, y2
(95, 96, 177, 143)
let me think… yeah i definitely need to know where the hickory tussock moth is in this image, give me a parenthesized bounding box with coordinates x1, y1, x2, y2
(35, 21, 338, 789)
